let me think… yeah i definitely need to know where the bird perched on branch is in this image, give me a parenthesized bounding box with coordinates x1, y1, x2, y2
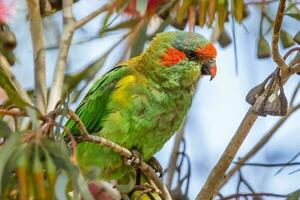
(65, 31, 217, 183)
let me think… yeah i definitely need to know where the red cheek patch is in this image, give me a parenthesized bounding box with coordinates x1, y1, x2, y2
(196, 43, 217, 60)
(160, 47, 186, 66)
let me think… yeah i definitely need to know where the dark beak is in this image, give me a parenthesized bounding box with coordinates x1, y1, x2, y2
(201, 60, 217, 81)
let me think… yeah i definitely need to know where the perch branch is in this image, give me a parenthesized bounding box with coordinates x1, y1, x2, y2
(26, 0, 47, 114)
(66, 110, 172, 200)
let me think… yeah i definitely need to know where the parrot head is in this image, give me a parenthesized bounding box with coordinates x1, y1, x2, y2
(139, 31, 217, 89)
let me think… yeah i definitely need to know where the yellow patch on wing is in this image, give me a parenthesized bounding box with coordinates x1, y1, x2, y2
(112, 75, 136, 106)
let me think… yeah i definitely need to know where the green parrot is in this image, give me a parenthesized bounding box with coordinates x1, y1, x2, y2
(65, 31, 217, 181)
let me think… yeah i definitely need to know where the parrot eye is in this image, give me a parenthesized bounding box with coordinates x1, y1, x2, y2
(185, 50, 198, 61)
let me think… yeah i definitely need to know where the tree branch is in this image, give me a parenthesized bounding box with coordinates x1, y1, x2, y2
(217, 103, 300, 190)
(26, 0, 47, 113)
(220, 192, 287, 200)
(75, 5, 109, 29)
(166, 118, 186, 190)
(47, 3, 109, 111)
(271, 0, 288, 70)
(66, 110, 172, 200)
(196, 1, 297, 196)
(196, 109, 257, 200)
(47, 0, 75, 112)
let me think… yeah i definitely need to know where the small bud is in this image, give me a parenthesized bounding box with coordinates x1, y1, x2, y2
(279, 85, 288, 116)
(246, 83, 265, 105)
(280, 30, 295, 49)
(264, 93, 282, 116)
(252, 93, 268, 116)
(257, 35, 271, 59)
(218, 30, 232, 48)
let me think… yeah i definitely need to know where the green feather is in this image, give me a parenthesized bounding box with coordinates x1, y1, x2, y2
(64, 31, 216, 182)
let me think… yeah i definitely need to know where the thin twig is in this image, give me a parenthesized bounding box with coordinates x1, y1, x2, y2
(196, 109, 258, 200)
(166, 118, 186, 190)
(234, 162, 300, 167)
(26, 0, 47, 114)
(272, 0, 288, 70)
(75, 5, 109, 29)
(290, 81, 300, 105)
(245, 0, 279, 5)
(220, 192, 287, 200)
(217, 102, 300, 190)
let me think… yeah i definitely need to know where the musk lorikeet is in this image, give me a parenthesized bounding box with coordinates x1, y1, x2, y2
(65, 31, 217, 181)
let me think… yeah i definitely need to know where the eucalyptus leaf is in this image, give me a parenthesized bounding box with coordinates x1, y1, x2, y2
(286, 12, 300, 21)
(0, 68, 28, 108)
(0, 120, 12, 138)
(0, 132, 23, 196)
(288, 189, 300, 200)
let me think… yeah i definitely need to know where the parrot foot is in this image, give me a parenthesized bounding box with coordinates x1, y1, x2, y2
(125, 149, 143, 168)
(147, 157, 163, 178)
(128, 183, 160, 199)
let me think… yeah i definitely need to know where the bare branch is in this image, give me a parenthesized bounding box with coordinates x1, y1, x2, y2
(271, 0, 288, 70)
(47, 0, 75, 111)
(220, 192, 287, 200)
(75, 5, 109, 29)
(47, 3, 109, 111)
(218, 103, 300, 190)
(196, 2, 298, 198)
(196, 110, 257, 200)
(234, 161, 300, 167)
(166, 118, 186, 189)
(26, 0, 47, 114)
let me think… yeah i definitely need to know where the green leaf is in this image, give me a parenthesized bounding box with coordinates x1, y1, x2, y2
(280, 29, 295, 49)
(130, 22, 148, 57)
(0, 132, 23, 196)
(0, 120, 12, 138)
(286, 12, 300, 21)
(99, 18, 140, 35)
(288, 189, 300, 200)
(257, 35, 271, 59)
(0, 68, 28, 108)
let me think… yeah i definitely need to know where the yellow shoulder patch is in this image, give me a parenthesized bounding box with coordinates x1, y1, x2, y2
(112, 75, 136, 106)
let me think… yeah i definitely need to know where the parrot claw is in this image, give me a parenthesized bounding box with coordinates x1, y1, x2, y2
(147, 157, 163, 178)
(128, 183, 161, 199)
(125, 149, 142, 168)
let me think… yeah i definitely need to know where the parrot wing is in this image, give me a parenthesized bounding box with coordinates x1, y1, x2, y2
(64, 66, 128, 137)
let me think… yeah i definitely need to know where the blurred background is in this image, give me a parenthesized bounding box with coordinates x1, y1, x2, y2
(4, 0, 300, 199)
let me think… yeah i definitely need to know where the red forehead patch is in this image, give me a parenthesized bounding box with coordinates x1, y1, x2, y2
(196, 43, 217, 60)
(161, 47, 186, 66)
